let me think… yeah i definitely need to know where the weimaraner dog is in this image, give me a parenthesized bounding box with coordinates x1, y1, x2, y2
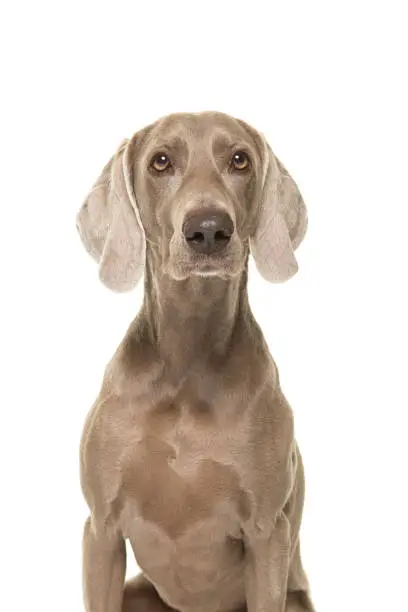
(76, 112, 315, 612)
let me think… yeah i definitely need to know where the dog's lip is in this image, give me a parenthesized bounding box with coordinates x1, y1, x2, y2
(167, 253, 244, 280)
(177, 253, 244, 276)
(180, 252, 233, 268)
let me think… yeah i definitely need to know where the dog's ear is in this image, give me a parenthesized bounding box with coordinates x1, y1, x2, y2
(250, 141, 307, 282)
(76, 137, 145, 291)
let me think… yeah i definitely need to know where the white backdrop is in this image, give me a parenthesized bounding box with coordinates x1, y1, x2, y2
(1, 2, 407, 611)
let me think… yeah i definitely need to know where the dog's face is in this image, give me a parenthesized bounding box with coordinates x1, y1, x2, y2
(134, 113, 263, 280)
(77, 112, 307, 291)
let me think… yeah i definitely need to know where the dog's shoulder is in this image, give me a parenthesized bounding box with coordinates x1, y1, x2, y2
(239, 387, 297, 527)
(79, 379, 137, 523)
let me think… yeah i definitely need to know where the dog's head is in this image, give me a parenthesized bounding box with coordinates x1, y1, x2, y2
(76, 112, 307, 291)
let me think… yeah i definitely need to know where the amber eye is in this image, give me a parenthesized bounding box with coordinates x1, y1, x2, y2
(231, 151, 250, 171)
(150, 152, 171, 172)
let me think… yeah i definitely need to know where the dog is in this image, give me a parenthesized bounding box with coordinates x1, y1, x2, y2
(76, 112, 314, 612)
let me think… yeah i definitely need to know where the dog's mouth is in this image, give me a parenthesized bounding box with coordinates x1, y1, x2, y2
(184, 255, 234, 276)
(167, 238, 245, 280)
(166, 210, 246, 280)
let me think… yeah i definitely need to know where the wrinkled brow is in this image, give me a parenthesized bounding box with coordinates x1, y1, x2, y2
(142, 133, 187, 160)
(151, 133, 186, 149)
(211, 129, 259, 166)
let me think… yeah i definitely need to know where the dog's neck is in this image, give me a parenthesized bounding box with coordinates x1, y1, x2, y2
(140, 249, 251, 369)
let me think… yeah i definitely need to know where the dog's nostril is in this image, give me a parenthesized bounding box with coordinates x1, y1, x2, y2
(187, 231, 205, 244)
(214, 230, 231, 242)
(183, 211, 234, 255)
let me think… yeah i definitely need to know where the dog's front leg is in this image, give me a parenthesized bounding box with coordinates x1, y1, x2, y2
(244, 513, 290, 612)
(83, 516, 126, 612)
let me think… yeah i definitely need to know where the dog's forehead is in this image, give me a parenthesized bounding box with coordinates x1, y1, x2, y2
(145, 112, 254, 148)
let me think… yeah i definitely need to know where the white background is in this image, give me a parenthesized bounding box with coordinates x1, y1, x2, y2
(1, 2, 407, 611)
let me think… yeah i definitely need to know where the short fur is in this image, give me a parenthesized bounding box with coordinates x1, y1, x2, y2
(77, 112, 314, 612)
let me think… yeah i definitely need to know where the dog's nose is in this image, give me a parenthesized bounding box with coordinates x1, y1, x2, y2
(183, 211, 234, 254)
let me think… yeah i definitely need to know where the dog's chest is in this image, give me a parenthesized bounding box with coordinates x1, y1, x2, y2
(117, 394, 251, 541)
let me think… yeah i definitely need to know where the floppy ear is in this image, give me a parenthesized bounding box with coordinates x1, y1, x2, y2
(76, 137, 145, 291)
(250, 141, 307, 282)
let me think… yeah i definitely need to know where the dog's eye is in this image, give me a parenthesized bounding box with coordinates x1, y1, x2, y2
(150, 153, 171, 172)
(230, 151, 250, 172)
